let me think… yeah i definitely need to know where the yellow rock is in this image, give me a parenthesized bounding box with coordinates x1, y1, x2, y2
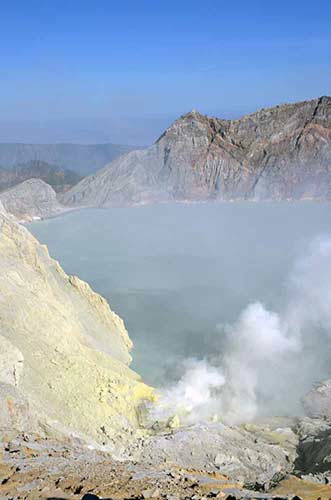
(0, 207, 154, 446)
(167, 415, 180, 429)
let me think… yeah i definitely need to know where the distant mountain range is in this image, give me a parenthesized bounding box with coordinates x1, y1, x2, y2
(0, 160, 81, 194)
(62, 96, 331, 206)
(2, 97, 331, 221)
(0, 142, 137, 176)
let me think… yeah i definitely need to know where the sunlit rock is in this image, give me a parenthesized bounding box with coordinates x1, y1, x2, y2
(0, 206, 154, 446)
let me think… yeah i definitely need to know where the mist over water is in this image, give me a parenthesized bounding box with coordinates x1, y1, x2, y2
(30, 202, 331, 422)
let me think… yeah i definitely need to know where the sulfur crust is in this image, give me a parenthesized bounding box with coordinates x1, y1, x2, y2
(0, 208, 154, 446)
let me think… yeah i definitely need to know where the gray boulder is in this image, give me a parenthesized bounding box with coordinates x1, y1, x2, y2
(294, 417, 331, 483)
(302, 379, 331, 420)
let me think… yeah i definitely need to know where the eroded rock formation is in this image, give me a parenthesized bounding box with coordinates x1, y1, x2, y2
(62, 96, 331, 207)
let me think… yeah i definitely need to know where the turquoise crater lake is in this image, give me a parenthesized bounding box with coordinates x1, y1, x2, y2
(30, 202, 331, 411)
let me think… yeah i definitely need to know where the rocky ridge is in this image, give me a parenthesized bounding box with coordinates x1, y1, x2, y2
(62, 96, 331, 207)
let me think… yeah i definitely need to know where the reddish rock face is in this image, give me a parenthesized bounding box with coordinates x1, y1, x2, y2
(63, 97, 331, 207)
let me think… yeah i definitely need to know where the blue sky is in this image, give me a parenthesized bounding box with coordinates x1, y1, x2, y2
(0, 0, 330, 144)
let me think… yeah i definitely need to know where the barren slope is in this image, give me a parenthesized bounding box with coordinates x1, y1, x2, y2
(0, 205, 153, 447)
(63, 96, 331, 206)
(0, 178, 65, 221)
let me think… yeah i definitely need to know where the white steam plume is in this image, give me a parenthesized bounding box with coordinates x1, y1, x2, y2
(150, 236, 331, 425)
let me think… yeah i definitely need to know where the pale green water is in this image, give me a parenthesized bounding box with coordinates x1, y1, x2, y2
(30, 202, 331, 388)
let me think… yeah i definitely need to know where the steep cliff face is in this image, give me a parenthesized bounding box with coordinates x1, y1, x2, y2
(62, 96, 331, 206)
(0, 178, 65, 221)
(0, 206, 153, 445)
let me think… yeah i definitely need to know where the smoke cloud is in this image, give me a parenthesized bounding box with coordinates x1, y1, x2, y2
(151, 236, 331, 425)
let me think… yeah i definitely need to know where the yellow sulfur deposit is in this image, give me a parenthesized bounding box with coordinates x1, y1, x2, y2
(0, 204, 154, 447)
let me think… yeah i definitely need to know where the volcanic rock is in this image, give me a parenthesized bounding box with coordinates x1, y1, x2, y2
(62, 96, 331, 207)
(302, 379, 331, 420)
(0, 204, 154, 446)
(0, 178, 65, 221)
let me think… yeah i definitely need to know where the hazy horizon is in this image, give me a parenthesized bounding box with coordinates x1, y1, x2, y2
(1, 0, 330, 144)
(0, 96, 328, 145)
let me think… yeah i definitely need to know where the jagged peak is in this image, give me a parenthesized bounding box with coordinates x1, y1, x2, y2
(155, 109, 209, 143)
(319, 95, 331, 102)
(180, 109, 207, 121)
(231, 95, 331, 123)
(159, 96, 331, 142)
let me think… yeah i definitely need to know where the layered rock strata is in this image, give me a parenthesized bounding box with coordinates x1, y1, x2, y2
(63, 96, 331, 207)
